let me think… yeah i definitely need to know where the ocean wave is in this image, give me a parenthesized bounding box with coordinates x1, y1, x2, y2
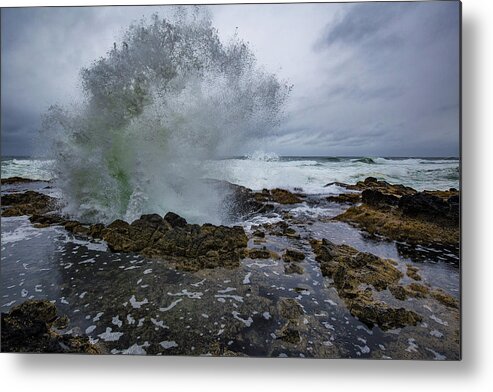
(245, 151, 280, 162)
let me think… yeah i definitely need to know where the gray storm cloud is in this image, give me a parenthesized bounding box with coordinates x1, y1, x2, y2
(1, 2, 460, 157)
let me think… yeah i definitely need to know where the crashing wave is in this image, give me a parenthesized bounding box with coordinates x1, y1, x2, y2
(42, 8, 290, 224)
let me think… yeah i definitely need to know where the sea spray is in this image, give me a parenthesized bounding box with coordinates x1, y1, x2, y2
(43, 8, 290, 224)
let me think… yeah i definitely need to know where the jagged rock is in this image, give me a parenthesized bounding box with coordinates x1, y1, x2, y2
(430, 289, 459, 309)
(247, 248, 279, 259)
(284, 263, 304, 275)
(269, 188, 302, 204)
(265, 221, 300, 239)
(406, 264, 422, 281)
(30, 213, 65, 227)
(349, 299, 422, 330)
(88, 223, 105, 239)
(1, 177, 48, 185)
(282, 249, 305, 263)
(252, 230, 265, 238)
(362, 189, 399, 207)
(326, 177, 416, 198)
(389, 283, 429, 300)
(399, 191, 459, 225)
(163, 212, 187, 228)
(278, 298, 304, 320)
(1, 300, 103, 354)
(326, 193, 361, 204)
(100, 213, 248, 271)
(310, 239, 422, 330)
(311, 239, 402, 292)
(355, 177, 416, 197)
(252, 188, 303, 205)
(334, 204, 459, 246)
(1, 191, 56, 217)
(276, 321, 301, 344)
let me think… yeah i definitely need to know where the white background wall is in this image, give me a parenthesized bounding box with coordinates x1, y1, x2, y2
(0, 0, 491, 391)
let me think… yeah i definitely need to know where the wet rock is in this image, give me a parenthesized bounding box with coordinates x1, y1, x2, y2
(269, 188, 303, 204)
(163, 212, 187, 228)
(430, 289, 459, 309)
(276, 321, 301, 344)
(356, 177, 416, 197)
(326, 193, 361, 204)
(311, 239, 402, 292)
(278, 298, 304, 320)
(406, 264, 422, 281)
(334, 204, 459, 247)
(88, 223, 105, 239)
(284, 263, 304, 275)
(1, 300, 103, 354)
(282, 248, 305, 263)
(399, 191, 459, 225)
(247, 248, 279, 259)
(389, 283, 429, 300)
(349, 299, 422, 330)
(1, 191, 56, 217)
(252, 230, 265, 238)
(362, 189, 399, 207)
(252, 188, 303, 205)
(388, 285, 408, 301)
(30, 213, 65, 227)
(100, 213, 248, 271)
(326, 177, 416, 198)
(1, 177, 48, 185)
(205, 180, 275, 220)
(265, 221, 301, 239)
(310, 239, 422, 330)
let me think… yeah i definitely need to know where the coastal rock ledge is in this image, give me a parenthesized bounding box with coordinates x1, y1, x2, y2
(1, 300, 103, 354)
(99, 212, 248, 271)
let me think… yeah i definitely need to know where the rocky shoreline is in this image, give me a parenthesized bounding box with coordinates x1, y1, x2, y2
(0, 176, 460, 357)
(1, 300, 103, 353)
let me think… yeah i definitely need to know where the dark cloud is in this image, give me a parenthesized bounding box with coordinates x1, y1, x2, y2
(320, 2, 406, 48)
(1, 2, 460, 157)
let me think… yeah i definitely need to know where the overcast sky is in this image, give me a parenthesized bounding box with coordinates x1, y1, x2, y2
(1, 1, 460, 157)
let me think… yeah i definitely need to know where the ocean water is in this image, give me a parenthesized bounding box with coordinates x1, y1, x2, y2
(2, 154, 459, 194)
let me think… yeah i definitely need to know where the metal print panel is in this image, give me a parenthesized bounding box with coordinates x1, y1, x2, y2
(0, 1, 461, 359)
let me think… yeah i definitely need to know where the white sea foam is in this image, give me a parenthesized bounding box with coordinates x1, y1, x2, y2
(159, 299, 183, 312)
(129, 295, 149, 309)
(160, 341, 178, 349)
(232, 311, 253, 327)
(98, 328, 124, 342)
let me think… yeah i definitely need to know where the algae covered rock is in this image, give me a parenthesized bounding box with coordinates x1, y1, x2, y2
(310, 239, 422, 330)
(1, 191, 56, 217)
(101, 212, 248, 271)
(282, 248, 305, 263)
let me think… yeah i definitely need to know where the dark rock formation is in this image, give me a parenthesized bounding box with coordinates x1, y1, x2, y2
(253, 188, 303, 205)
(310, 239, 422, 330)
(325, 177, 416, 198)
(406, 264, 422, 281)
(1, 191, 56, 217)
(362, 189, 399, 207)
(335, 184, 460, 248)
(282, 248, 305, 263)
(284, 263, 304, 275)
(399, 191, 460, 225)
(1, 300, 103, 353)
(1, 176, 48, 185)
(100, 213, 248, 271)
(246, 248, 279, 259)
(326, 193, 361, 204)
